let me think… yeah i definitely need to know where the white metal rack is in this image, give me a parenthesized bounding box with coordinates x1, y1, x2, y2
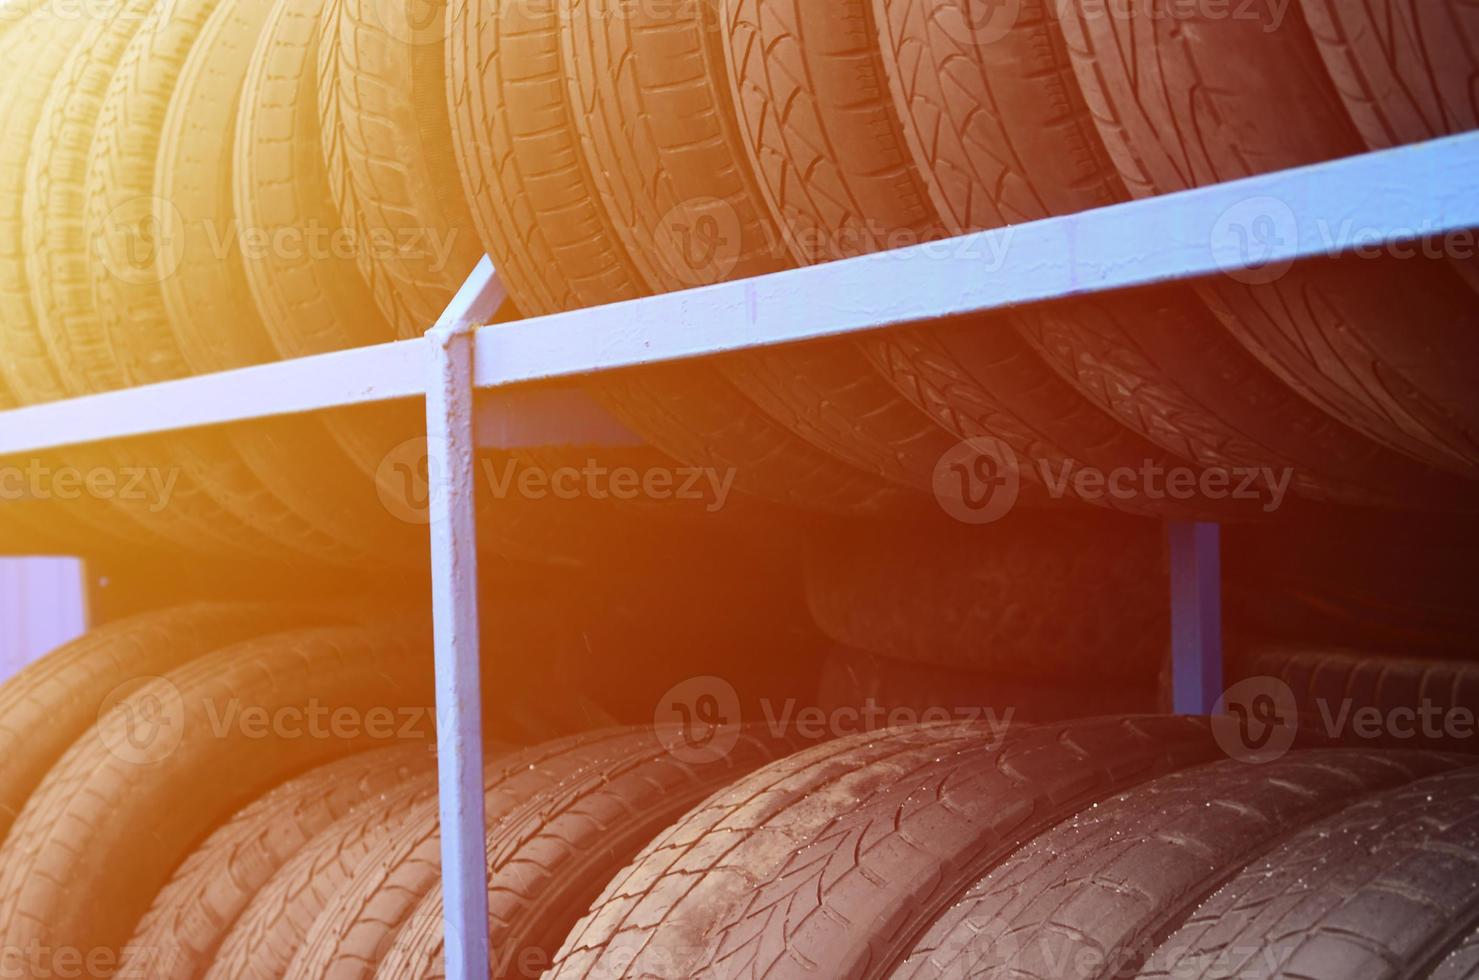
(0, 133, 1474, 978)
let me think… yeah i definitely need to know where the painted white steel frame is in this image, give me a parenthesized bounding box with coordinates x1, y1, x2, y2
(0, 135, 1471, 979)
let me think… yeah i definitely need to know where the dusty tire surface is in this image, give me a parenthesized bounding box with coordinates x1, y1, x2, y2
(818, 645, 1156, 725)
(156, 0, 408, 565)
(205, 768, 441, 980)
(0, 624, 436, 973)
(715, 0, 1248, 520)
(1054, 0, 1479, 477)
(447, 0, 922, 517)
(868, 0, 1473, 512)
(1233, 643, 1479, 752)
(208, 733, 636, 980)
(297, 726, 800, 978)
(549, 716, 1219, 979)
(0, 602, 330, 844)
(317, 0, 481, 336)
(121, 744, 435, 979)
(1141, 765, 1479, 979)
(895, 748, 1464, 978)
(0, 2, 246, 554)
(558, 0, 959, 496)
(1298, 0, 1478, 148)
(804, 514, 1166, 681)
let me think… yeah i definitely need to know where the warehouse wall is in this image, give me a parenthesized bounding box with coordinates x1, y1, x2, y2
(0, 558, 86, 684)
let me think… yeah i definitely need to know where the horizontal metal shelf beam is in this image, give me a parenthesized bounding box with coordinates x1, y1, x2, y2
(477, 132, 1479, 386)
(0, 133, 1471, 459)
(0, 338, 427, 458)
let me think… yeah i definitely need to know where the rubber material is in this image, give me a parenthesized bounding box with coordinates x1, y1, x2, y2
(317, 0, 481, 336)
(869, 0, 1474, 511)
(818, 645, 1156, 724)
(207, 732, 633, 980)
(804, 514, 1166, 681)
(0, 624, 436, 972)
(1142, 766, 1479, 979)
(298, 726, 801, 978)
(205, 770, 440, 980)
(1299, 0, 1478, 149)
(895, 748, 1463, 978)
(120, 744, 435, 979)
(1055, 0, 1479, 477)
(0, 602, 331, 844)
(1235, 643, 1479, 752)
(549, 716, 1220, 979)
(157, 0, 411, 564)
(558, 0, 960, 495)
(448, 0, 922, 516)
(1299, 0, 1479, 296)
(237, 0, 680, 567)
(0, 4, 245, 554)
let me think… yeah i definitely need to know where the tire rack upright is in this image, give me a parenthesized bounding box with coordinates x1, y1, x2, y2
(0, 134, 1472, 979)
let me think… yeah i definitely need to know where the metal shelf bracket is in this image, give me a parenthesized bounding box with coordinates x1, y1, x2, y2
(425, 256, 503, 980)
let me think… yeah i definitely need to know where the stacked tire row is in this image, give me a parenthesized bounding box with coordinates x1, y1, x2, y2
(4, 606, 1479, 978)
(1, 0, 1476, 566)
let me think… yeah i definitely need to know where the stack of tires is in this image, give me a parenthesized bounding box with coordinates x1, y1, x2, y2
(0, 0, 1476, 976)
(0, 0, 1473, 563)
(5, 607, 1479, 978)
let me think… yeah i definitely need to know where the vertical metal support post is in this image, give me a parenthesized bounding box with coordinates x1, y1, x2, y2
(425, 256, 506, 980)
(1168, 521, 1224, 715)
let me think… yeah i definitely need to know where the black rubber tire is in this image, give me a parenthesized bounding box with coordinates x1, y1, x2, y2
(1298, 0, 1478, 148)
(1054, 0, 1479, 478)
(120, 744, 436, 979)
(803, 513, 1166, 681)
(1298, 0, 1479, 297)
(0, 8, 139, 552)
(237, 0, 711, 568)
(1434, 924, 1479, 980)
(894, 748, 1464, 979)
(205, 770, 440, 980)
(868, 0, 1473, 512)
(548, 716, 1220, 979)
(0, 1, 265, 557)
(154, 0, 419, 565)
(715, 0, 1248, 520)
(818, 645, 1156, 725)
(316, 0, 482, 337)
(1233, 643, 1479, 753)
(207, 731, 630, 980)
(0, 602, 331, 845)
(82, 0, 378, 561)
(446, 0, 922, 517)
(1141, 766, 1479, 979)
(0, 624, 436, 972)
(557, 0, 961, 496)
(295, 726, 802, 978)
